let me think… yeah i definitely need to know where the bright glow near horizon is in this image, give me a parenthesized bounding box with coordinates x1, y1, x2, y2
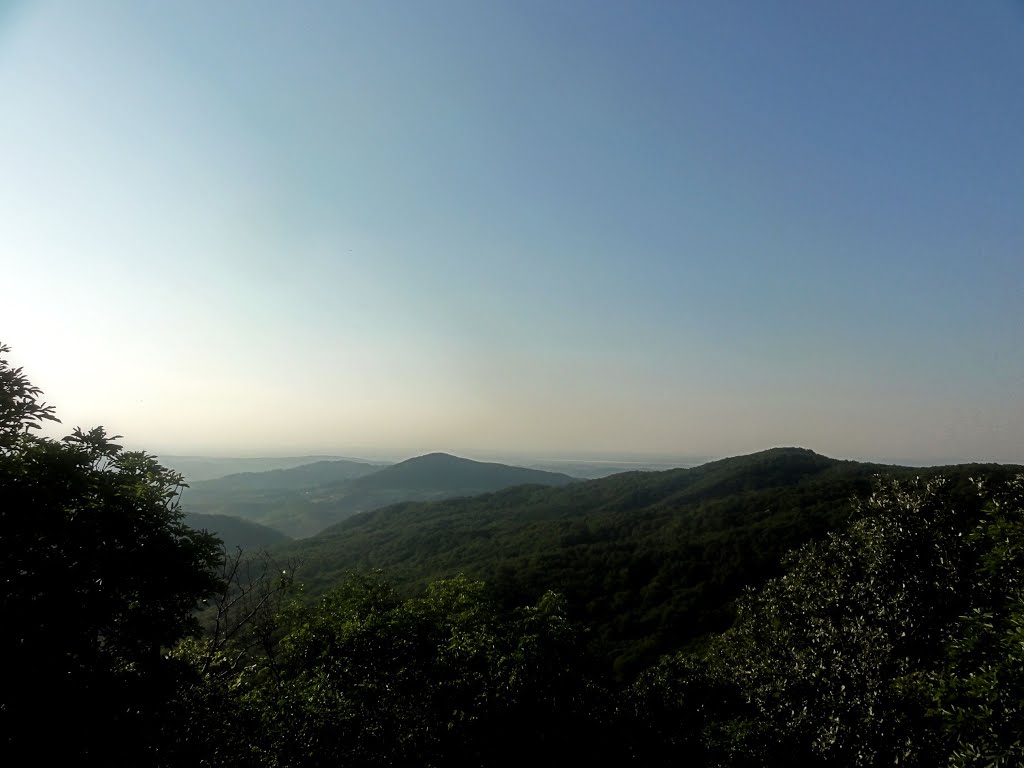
(2, 1, 1022, 464)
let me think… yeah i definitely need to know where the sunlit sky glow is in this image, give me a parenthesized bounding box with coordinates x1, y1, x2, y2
(2, 1, 1022, 463)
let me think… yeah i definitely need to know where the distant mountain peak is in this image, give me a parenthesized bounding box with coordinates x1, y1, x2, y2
(403, 452, 462, 462)
(350, 452, 576, 493)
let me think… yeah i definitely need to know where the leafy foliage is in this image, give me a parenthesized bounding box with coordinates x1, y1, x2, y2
(636, 475, 1024, 767)
(172, 572, 616, 767)
(911, 477, 1024, 767)
(711, 479, 978, 764)
(0, 343, 223, 763)
(0, 343, 59, 446)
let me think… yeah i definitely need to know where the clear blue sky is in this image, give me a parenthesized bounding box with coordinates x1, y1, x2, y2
(2, 0, 1022, 463)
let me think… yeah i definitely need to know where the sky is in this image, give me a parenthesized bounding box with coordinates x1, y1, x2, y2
(1, 0, 1022, 464)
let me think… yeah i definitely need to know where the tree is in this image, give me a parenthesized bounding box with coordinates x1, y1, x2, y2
(702, 478, 982, 765)
(0, 342, 223, 764)
(911, 477, 1024, 767)
(181, 571, 617, 767)
(638, 475, 1020, 767)
(625, 652, 758, 768)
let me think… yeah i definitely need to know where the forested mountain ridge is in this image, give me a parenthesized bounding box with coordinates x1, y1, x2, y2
(337, 451, 576, 492)
(185, 458, 385, 497)
(159, 454, 355, 482)
(180, 452, 577, 539)
(277, 448, 1022, 675)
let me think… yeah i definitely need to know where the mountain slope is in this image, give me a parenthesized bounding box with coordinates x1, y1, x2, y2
(185, 459, 385, 498)
(343, 452, 575, 493)
(160, 455, 356, 483)
(275, 448, 1022, 675)
(181, 453, 576, 539)
(183, 512, 291, 550)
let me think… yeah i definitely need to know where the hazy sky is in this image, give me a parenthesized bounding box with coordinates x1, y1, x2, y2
(2, 1, 1022, 463)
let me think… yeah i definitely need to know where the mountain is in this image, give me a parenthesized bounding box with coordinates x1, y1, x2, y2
(341, 452, 575, 493)
(183, 512, 291, 550)
(273, 448, 1022, 676)
(524, 458, 704, 479)
(160, 455, 360, 483)
(180, 453, 576, 539)
(186, 459, 385, 497)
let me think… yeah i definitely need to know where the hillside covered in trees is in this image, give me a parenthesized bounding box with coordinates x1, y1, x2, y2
(274, 450, 1016, 675)
(4, 341, 1023, 767)
(180, 452, 574, 538)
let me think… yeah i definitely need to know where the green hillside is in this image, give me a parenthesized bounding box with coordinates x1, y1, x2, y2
(277, 448, 1021, 675)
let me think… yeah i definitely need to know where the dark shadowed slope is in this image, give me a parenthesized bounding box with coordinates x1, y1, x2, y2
(183, 512, 291, 551)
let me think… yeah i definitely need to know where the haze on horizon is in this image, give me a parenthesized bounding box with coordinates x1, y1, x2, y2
(2, 1, 1022, 466)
